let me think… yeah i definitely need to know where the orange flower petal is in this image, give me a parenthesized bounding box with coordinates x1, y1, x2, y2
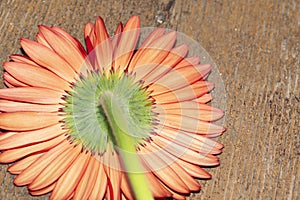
(151, 64, 211, 93)
(4, 81, 14, 88)
(138, 28, 165, 49)
(29, 144, 81, 191)
(88, 159, 107, 200)
(0, 112, 62, 131)
(29, 182, 56, 196)
(120, 170, 173, 199)
(154, 127, 222, 155)
(0, 99, 62, 112)
(8, 152, 44, 175)
(175, 158, 211, 179)
(92, 18, 113, 72)
(0, 132, 17, 141)
(168, 162, 200, 192)
(195, 93, 212, 103)
(120, 173, 135, 200)
(111, 22, 123, 51)
(0, 134, 65, 164)
(142, 44, 188, 84)
(50, 151, 91, 200)
(0, 124, 65, 150)
(163, 186, 187, 200)
(84, 22, 96, 53)
(156, 101, 224, 122)
(113, 16, 140, 71)
(152, 136, 219, 166)
(36, 32, 52, 49)
(130, 31, 177, 79)
(157, 113, 225, 136)
(152, 81, 214, 104)
(51, 26, 87, 56)
(103, 146, 122, 200)
(94, 17, 110, 45)
(143, 142, 200, 192)
(139, 145, 189, 194)
(15, 140, 70, 186)
(3, 72, 28, 87)
(144, 172, 172, 198)
(4, 61, 71, 91)
(39, 25, 87, 73)
(9, 54, 39, 66)
(73, 156, 99, 200)
(0, 87, 65, 104)
(175, 56, 201, 69)
(20, 38, 77, 82)
(84, 22, 94, 40)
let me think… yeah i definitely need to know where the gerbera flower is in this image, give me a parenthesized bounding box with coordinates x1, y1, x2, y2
(0, 16, 225, 199)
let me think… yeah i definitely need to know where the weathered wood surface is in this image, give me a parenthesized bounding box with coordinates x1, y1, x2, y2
(0, 0, 299, 199)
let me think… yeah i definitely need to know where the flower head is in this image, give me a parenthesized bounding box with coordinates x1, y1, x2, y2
(0, 16, 225, 199)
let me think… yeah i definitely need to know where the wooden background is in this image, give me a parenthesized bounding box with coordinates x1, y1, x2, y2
(0, 0, 299, 199)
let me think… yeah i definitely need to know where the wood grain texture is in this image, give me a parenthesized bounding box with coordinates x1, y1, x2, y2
(0, 0, 299, 199)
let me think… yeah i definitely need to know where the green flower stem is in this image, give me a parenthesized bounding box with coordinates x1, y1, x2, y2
(99, 91, 153, 200)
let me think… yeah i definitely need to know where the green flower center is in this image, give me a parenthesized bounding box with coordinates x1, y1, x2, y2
(62, 71, 154, 154)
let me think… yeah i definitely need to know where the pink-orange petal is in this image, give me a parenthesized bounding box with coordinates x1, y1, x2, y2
(13, 141, 69, 185)
(90, 17, 113, 72)
(154, 127, 222, 155)
(0, 99, 62, 112)
(0, 134, 65, 164)
(139, 144, 189, 194)
(129, 31, 177, 79)
(73, 156, 99, 200)
(4, 72, 28, 87)
(157, 113, 225, 135)
(138, 28, 165, 49)
(103, 146, 122, 200)
(111, 22, 123, 51)
(113, 16, 140, 72)
(29, 182, 56, 196)
(9, 54, 39, 66)
(143, 142, 200, 192)
(120, 173, 134, 200)
(84, 22, 94, 40)
(4, 61, 71, 91)
(4, 81, 14, 88)
(94, 17, 110, 45)
(51, 26, 87, 56)
(152, 81, 214, 104)
(50, 151, 91, 200)
(0, 87, 65, 104)
(143, 172, 172, 198)
(0, 112, 62, 131)
(157, 126, 223, 149)
(0, 124, 65, 150)
(142, 44, 188, 84)
(175, 158, 211, 179)
(20, 38, 77, 82)
(195, 93, 212, 103)
(175, 56, 201, 69)
(39, 25, 87, 73)
(152, 136, 219, 166)
(156, 101, 224, 122)
(163, 186, 187, 200)
(151, 64, 211, 93)
(36, 32, 52, 48)
(8, 152, 44, 175)
(29, 144, 81, 191)
(88, 159, 107, 200)
(84, 22, 96, 53)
